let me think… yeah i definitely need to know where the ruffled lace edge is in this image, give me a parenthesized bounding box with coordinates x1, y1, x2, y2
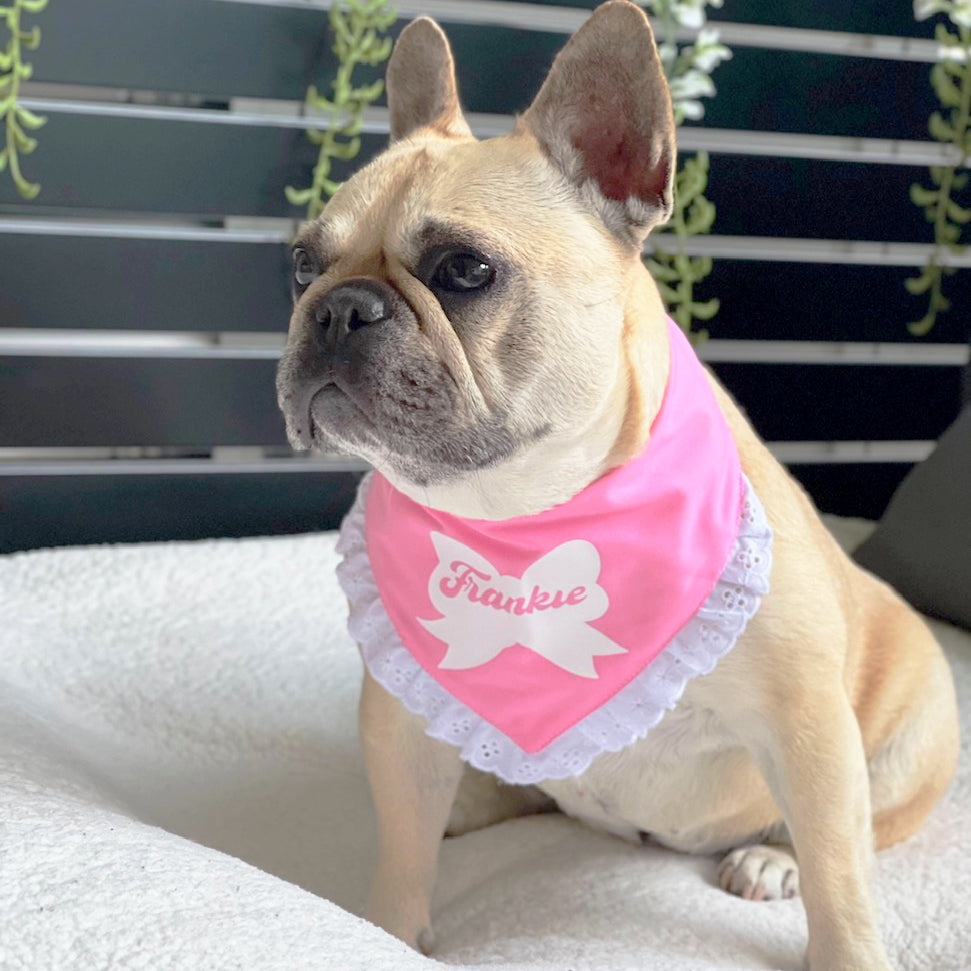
(336, 475, 773, 784)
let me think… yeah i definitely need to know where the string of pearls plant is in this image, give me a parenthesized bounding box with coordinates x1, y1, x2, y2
(639, 0, 731, 340)
(907, 0, 971, 335)
(287, 0, 395, 221)
(0, 0, 47, 200)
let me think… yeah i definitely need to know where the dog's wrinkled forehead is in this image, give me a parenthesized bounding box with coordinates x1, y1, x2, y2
(306, 132, 619, 276)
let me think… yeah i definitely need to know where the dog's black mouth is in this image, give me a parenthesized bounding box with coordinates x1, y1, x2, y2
(308, 382, 378, 446)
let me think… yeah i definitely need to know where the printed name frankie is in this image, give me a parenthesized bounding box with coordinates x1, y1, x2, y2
(439, 560, 588, 615)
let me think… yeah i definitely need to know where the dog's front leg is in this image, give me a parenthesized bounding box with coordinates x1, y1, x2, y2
(359, 670, 463, 953)
(744, 688, 892, 971)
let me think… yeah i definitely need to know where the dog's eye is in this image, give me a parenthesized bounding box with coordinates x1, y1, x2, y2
(292, 248, 319, 294)
(432, 251, 494, 293)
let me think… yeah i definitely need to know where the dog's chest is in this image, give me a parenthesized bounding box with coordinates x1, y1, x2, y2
(537, 697, 742, 851)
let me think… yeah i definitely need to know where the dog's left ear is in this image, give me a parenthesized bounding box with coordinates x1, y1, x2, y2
(522, 0, 676, 243)
(386, 17, 473, 142)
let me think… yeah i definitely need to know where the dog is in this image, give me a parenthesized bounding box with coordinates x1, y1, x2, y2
(276, 4, 959, 969)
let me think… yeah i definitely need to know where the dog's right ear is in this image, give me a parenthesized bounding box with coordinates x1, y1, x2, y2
(522, 0, 676, 244)
(386, 18, 473, 143)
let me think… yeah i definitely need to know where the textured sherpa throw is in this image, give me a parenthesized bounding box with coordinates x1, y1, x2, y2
(1, 518, 969, 971)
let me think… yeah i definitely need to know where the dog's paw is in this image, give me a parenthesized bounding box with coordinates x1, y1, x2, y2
(718, 844, 800, 901)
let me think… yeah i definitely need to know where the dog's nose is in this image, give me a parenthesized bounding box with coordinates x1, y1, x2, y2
(314, 278, 394, 339)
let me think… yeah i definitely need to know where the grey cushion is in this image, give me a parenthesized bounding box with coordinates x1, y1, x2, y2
(854, 405, 971, 630)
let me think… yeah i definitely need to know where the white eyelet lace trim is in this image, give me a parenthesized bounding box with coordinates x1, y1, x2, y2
(336, 475, 773, 784)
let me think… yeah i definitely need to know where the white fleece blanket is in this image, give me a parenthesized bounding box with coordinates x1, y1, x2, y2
(1, 519, 968, 971)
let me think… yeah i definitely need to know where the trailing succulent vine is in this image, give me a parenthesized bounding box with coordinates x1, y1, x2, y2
(907, 0, 971, 335)
(0, 0, 47, 200)
(639, 0, 730, 340)
(287, 0, 395, 221)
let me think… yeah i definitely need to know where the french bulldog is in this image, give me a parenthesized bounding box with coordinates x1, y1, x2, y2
(276, 4, 959, 969)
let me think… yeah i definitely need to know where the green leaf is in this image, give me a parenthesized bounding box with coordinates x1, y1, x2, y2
(20, 26, 41, 51)
(933, 292, 952, 313)
(20, 0, 51, 13)
(13, 172, 41, 200)
(929, 110, 957, 141)
(645, 259, 680, 283)
(321, 177, 344, 197)
(654, 279, 678, 305)
(12, 126, 37, 154)
(931, 64, 963, 108)
(328, 135, 361, 160)
(0, 148, 7, 173)
(935, 22, 959, 46)
(940, 222, 961, 244)
(285, 185, 316, 206)
(16, 105, 46, 129)
(910, 183, 940, 207)
(946, 197, 971, 223)
(907, 311, 937, 337)
(904, 269, 936, 296)
(690, 297, 720, 321)
(690, 254, 714, 279)
(349, 78, 384, 103)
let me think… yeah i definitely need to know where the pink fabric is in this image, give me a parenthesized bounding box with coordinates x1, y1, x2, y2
(365, 320, 743, 755)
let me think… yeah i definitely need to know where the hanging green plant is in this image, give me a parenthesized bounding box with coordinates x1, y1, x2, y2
(639, 0, 730, 341)
(907, 1, 971, 336)
(0, 0, 48, 200)
(287, 0, 396, 221)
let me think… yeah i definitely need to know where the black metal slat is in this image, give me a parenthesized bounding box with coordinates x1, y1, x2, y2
(711, 362, 962, 442)
(522, 0, 929, 37)
(3, 234, 970, 344)
(0, 235, 292, 333)
(0, 471, 364, 553)
(0, 113, 945, 241)
(788, 462, 913, 519)
(0, 115, 332, 216)
(28, 0, 337, 102)
(0, 357, 960, 448)
(0, 460, 916, 554)
(0, 358, 287, 448)
(696, 262, 971, 345)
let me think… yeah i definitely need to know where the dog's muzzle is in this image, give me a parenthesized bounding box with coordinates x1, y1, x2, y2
(276, 276, 399, 449)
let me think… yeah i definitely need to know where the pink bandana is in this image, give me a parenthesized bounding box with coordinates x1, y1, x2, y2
(345, 321, 763, 769)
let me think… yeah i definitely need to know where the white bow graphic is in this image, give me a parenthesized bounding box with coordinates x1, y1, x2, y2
(419, 532, 627, 679)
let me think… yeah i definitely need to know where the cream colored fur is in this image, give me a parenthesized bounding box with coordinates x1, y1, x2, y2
(281, 5, 960, 970)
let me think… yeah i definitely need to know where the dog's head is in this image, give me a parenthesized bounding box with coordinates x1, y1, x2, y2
(276, 0, 675, 515)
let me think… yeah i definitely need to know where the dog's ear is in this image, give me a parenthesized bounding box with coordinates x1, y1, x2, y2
(386, 18, 473, 142)
(522, 0, 676, 242)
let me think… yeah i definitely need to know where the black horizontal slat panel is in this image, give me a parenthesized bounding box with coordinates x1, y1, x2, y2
(695, 50, 933, 142)
(1, 358, 961, 448)
(522, 0, 927, 36)
(711, 362, 961, 442)
(787, 463, 912, 519)
(706, 157, 932, 243)
(714, 0, 925, 36)
(0, 115, 339, 216)
(24, 1, 937, 125)
(696, 262, 971, 344)
(26, 0, 562, 116)
(0, 235, 291, 332)
(0, 113, 939, 240)
(5, 234, 969, 345)
(0, 461, 915, 555)
(0, 358, 285, 447)
(0, 471, 362, 553)
(28, 0, 338, 102)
